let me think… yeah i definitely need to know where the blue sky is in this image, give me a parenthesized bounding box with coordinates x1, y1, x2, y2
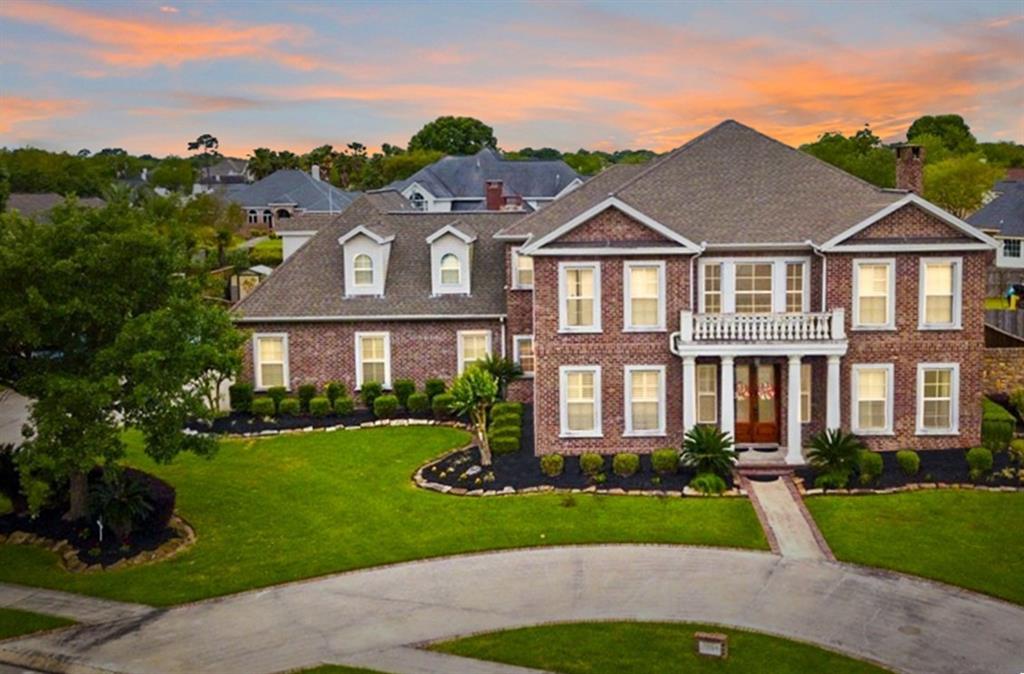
(1, 0, 1021, 157)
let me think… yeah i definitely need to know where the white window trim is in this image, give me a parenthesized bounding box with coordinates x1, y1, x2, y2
(559, 365, 603, 438)
(800, 362, 812, 424)
(253, 333, 289, 391)
(623, 260, 666, 332)
(696, 363, 718, 425)
(456, 330, 492, 374)
(697, 257, 810, 314)
(558, 261, 602, 333)
(623, 365, 666, 437)
(352, 254, 374, 287)
(916, 362, 960, 436)
(512, 334, 534, 377)
(511, 247, 534, 290)
(354, 331, 391, 390)
(850, 363, 894, 435)
(918, 257, 962, 330)
(852, 258, 896, 331)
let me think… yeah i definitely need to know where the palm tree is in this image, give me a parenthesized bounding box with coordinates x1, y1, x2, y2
(477, 354, 523, 400)
(448, 366, 499, 466)
(806, 429, 864, 480)
(187, 134, 220, 182)
(681, 425, 737, 479)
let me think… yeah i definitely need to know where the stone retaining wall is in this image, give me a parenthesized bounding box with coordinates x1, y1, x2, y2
(983, 347, 1024, 394)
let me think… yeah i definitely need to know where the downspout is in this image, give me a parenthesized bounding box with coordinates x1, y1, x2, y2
(810, 240, 826, 312)
(671, 242, 707, 356)
(500, 316, 507, 358)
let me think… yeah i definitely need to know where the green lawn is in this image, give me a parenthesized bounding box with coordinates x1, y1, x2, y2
(807, 491, 1024, 604)
(432, 622, 891, 674)
(249, 237, 283, 266)
(0, 427, 766, 606)
(0, 608, 73, 641)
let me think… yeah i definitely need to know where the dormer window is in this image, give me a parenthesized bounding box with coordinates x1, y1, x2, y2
(353, 254, 374, 286)
(440, 253, 461, 285)
(410, 192, 426, 211)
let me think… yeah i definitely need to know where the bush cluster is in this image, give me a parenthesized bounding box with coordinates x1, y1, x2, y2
(251, 397, 275, 417)
(857, 450, 883, 485)
(360, 382, 384, 409)
(967, 446, 993, 481)
(309, 397, 331, 417)
(334, 396, 355, 415)
(228, 383, 253, 413)
(690, 472, 727, 495)
(612, 453, 640, 477)
(540, 454, 564, 477)
(278, 397, 300, 416)
(432, 393, 455, 419)
(266, 386, 287, 411)
(424, 379, 447, 401)
(579, 453, 603, 476)
(982, 398, 1015, 452)
(1010, 388, 1024, 418)
(373, 394, 399, 419)
(407, 392, 430, 414)
(393, 379, 416, 408)
(325, 381, 346, 406)
(651, 448, 679, 475)
(296, 384, 317, 412)
(896, 449, 920, 476)
(488, 402, 523, 455)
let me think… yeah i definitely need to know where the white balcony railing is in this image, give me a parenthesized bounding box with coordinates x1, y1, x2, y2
(677, 308, 846, 344)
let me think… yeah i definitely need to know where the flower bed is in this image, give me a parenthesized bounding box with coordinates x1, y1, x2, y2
(189, 408, 446, 435)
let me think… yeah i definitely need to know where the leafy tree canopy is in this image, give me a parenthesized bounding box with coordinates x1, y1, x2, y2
(799, 125, 896, 187)
(408, 116, 497, 155)
(924, 155, 1005, 217)
(149, 156, 197, 194)
(907, 114, 977, 155)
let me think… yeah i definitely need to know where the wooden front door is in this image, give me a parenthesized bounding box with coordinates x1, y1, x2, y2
(735, 363, 780, 444)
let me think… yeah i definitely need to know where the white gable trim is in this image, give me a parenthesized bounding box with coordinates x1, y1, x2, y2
(337, 225, 394, 246)
(401, 181, 435, 200)
(425, 222, 477, 244)
(520, 197, 702, 255)
(820, 193, 999, 251)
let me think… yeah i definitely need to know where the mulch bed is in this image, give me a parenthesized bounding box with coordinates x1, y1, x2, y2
(188, 408, 446, 435)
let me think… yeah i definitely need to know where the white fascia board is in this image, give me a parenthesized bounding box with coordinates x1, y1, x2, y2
(337, 225, 394, 246)
(529, 247, 697, 256)
(425, 222, 477, 244)
(493, 231, 532, 241)
(520, 197, 702, 255)
(703, 241, 813, 251)
(828, 242, 995, 253)
(234, 313, 506, 323)
(552, 177, 585, 199)
(279, 230, 318, 237)
(820, 194, 999, 251)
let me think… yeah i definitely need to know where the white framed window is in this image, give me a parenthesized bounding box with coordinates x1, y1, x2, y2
(559, 262, 601, 332)
(355, 332, 391, 389)
(247, 210, 258, 225)
(702, 263, 722, 314)
(513, 335, 534, 376)
(623, 261, 665, 331)
(918, 258, 962, 330)
(440, 253, 461, 286)
(253, 333, 288, 390)
(1005, 238, 1022, 258)
(512, 247, 534, 289)
(696, 363, 717, 424)
(457, 330, 491, 374)
(624, 366, 665, 436)
(559, 366, 602, 437)
(409, 191, 426, 211)
(353, 254, 374, 287)
(851, 364, 894, 435)
(916, 363, 959, 435)
(786, 262, 806, 313)
(800, 362, 812, 424)
(852, 259, 895, 330)
(735, 262, 774, 313)
(262, 210, 272, 225)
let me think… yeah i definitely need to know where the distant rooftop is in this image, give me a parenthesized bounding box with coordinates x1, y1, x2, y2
(228, 169, 358, 213)
(6, 193, 106, 220)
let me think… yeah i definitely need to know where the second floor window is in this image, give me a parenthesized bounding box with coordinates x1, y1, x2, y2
(735, 263, 773, 313)
(513, 249, 534, 288)
(625, 262, 664, 330)
(353, 254, 374, 286)
(786, 262, 805, 313)
(853, 260, 894, 329)
(920, 259, 961, 329)
(440, 253, 461, 286)
(1005, 238, 1021, 258)
(561, 263, 600, 331)
(703, 264, 722, 314)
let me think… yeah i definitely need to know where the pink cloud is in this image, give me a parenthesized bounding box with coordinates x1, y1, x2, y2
(0, 95, 84, 133)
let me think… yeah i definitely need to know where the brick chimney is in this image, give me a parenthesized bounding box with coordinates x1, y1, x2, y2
(894, 144, 925, 194)
(485, 180, 503, 210)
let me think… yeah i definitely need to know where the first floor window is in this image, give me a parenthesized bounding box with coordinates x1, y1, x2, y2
(852, 364, 892, 433)
(356, 333, 389, 388)
(262, 210, 272, 225)
(561, 367, 600, 436)
(247, 210, 258, 224)
(696, 364, 717, 424)
(1004, 238, 1021, 258)
(854, 260, 893, 328)
(626, 367, 664, 435)
(918, 364, 958, 434)
(800, 362, 812, 423)
(254, 335, 287, 389)
(702, 263, 722, 314)
(513, 336, 534, 376)
(457, 331, 491, 374)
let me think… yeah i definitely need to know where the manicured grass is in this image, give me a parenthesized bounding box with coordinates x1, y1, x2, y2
(432, 621, 891, 673)
(807, 490, 1024, 604)
(250, 237, 283, 265)
(0, 608, 73, 640)
(0, 427, 766, 606)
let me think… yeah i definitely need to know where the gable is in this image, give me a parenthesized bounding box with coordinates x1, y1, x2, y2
(849, 203, 975, 243)
(554, 207, 674, 245)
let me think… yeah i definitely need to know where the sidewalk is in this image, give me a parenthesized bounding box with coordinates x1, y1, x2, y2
(744, 476, 834, 560)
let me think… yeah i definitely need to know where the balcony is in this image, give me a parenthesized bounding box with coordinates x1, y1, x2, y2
(672, 308, 847, 356)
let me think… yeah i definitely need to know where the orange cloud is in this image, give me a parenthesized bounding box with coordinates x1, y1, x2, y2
(0, 95, 83, 133)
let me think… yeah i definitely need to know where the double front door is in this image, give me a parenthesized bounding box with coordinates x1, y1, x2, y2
(735, 363, 780, 444)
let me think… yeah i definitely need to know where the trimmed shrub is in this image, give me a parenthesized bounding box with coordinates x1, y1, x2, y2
(651, 448, 679, 475)
(967, 446, 993, 480)
(814, 470, 849, 490)
(124, 467, 175, 533)
(407, 392, 430, 414)
(228, 383, 254, 413)
(857, 450, 883, 485)
(896, 449, 921, 477)
(393, 379, 416, 408)
(266, 386, 287, 411)
(333, 396, 355, 416)
(690, 472, 727, 495)
(491, 412, 522, 430)
(491, 401, 523, 419)
(982, 398, 1015, 452)
(540, 454, 565, 477)
(613, 453, 640, 477)
(579, 453, 603, 476)
(432, 393, 455, 419)
(359, 382, 383, 409)
(490, 425, 522, 441)
(1010, 388, 1024, 418)
(278, 397, 300, 416)
(424, 378, 447, 401)
(297, 384, 318, 412)
(490, 434, 520, 455)
(325, 381, 347, 406)
(1011, 438, 1024, 462)
(309, 396, 331, 417)
(373, 394, 399, 419)
(251, 396, 275, 418)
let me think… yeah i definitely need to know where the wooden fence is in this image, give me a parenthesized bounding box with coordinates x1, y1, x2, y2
(987, 267, 1024, 297)
(986, 309, 1024, 340)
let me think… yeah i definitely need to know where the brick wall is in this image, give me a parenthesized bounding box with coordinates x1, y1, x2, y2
(557, 208, 670, 243)
(505, 243, 535, 404)
(983, 347, 1024, 394)
(849, 204, 970, 241)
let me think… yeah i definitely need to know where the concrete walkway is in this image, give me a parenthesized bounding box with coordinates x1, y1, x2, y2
(745, 476, 834, 560)
(1, 546, 1021, 674)
(0, 583, 154, 625)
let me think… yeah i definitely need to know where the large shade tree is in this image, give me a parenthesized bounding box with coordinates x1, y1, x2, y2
(0, 196, 244, 519)
(408, 116, 497, 155)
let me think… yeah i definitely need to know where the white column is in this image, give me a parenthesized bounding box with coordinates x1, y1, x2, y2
(786, 355, 804, 465)
(719, 356, 735, 440)
(827, 355, 842, 430)
(682, 356, 696, 431)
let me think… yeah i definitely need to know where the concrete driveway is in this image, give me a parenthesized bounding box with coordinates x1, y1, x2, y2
(1, 545, 1021, 674)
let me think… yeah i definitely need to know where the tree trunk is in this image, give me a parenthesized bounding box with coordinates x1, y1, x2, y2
(475, 408, 492, 467)
(65, 470, 88, 521)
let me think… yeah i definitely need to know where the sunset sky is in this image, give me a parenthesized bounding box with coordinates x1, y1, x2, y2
(1, 0, 1021, 157)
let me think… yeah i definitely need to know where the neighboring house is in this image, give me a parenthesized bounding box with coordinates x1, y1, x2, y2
(274, 191, 409, 262)
(967, 168, 1024, 269)
(228, 167, 359, 231)
(378, 148, 582, 212)
(194, 158, 252, 195)
(5, 193, 105, 220)
(234, 120, 998, 463)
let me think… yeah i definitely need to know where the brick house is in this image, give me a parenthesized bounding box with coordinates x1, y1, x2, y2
(233, 120, 998, 463)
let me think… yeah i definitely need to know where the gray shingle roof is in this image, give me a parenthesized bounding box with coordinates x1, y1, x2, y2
(500, 120, 903, 246)
(228, 170, 358, 212)
(233, 196, 522, 319)
(6, 193, 106, 220)
(968, 180, 1024, 237)
(381, 148, 581, 200)
(273, 192, 409, 233)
